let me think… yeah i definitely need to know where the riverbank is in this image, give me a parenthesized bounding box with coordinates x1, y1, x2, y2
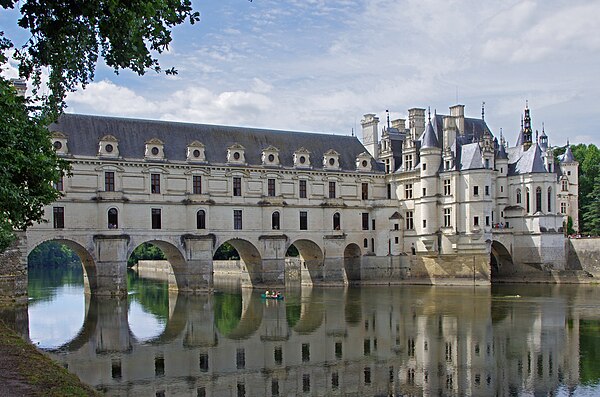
(0, 320, 100, 397)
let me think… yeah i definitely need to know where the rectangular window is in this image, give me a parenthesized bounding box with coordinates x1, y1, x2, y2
(362, 213, 369, 230)
(105, 172, 115, 192)
(236, 348, 245, 369)
(387, 184, 392, 199)
(299, 180, 307, 198)
(53, 207, 65, 229)
(274, 347, 283, 365)
(364, 367, 371, 385)
(300, 211, 308, 230)
(422, 219, 427, 228)
(152, 208, 162, 229)
(199, 353, 209, 372)
(329, 181, 336, 199)
(193, 175, 202, 194)
(473, 185, 479, 196)
(155, 355, 165, 377)
(335, 342, 342, 359)
(485, 185, 490, 196)
(234, 210, 243, 230)
(444, 208, 451, 227)
(331, 372, 339, 390)
(422, 163, 427, 171)
(271, 379, 279, 397)
(486, 216, 490, 226)
(474, 216, 479, 226)
(561, 202, 567, 214)
(422, 187, 426, 196)
(53, 177, 64, 192)
(371, 219, 376, 230)
(151, 173, 160, 194)
(362, 183, 369, 200)
(405, 211, 414, 230)
(302, 343, 310, 362)
(405, 183, 413, 199)
(268, 178, 276, 197)
(405, 154, 413, 170)
(233, 177, 242, 196)
(302, 374, 310, 393)
(395, 237, 399, 244)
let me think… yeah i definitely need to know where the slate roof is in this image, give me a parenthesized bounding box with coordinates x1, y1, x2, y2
(508, 143, 547, 174)
(419, 121, 440, 149)
(50, 113, 383, 172)
(559, 145, 576, 163)
(459, 142, 484, 170)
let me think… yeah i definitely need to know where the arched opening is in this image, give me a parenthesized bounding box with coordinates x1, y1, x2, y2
(490, 240, 516, 281)
(344, 243, 362, 282)
(107, 208, 119, 229)
(333, 212, 341, 230)
(272, 211, 280, 230)
(535, 187, 542, 213)
(547, 187, 552, 212)
(516, 188, 522, 204)
(214, 239, 262, 287)
(286, 240, 324, 286)
(128, 240, 187, 292)
(27, 239, 94, 348)
(196, 209, 206, 229)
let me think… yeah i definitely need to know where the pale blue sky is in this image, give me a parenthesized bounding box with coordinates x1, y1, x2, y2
(4, 0, 600, 147)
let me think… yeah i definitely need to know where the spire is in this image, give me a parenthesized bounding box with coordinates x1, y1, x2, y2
(427, 106, 431, 122)
(420, 119, 439, 149)
(523, 102, 532, 149)
(561, 142, 575, 163)
(481, 101, 485, 120)
(386, 109, 390, 129)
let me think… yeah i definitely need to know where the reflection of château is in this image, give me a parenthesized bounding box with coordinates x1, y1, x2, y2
(42, 286, 593, 396)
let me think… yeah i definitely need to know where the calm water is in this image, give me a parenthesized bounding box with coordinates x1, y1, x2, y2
(24, 266, 600, 397)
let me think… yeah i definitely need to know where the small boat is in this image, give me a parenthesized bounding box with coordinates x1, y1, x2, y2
(261, 292, 284, 300)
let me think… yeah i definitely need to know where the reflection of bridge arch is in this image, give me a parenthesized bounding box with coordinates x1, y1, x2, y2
(292, 288, 324, 334)
(216, 290, 263, 340)
(28, 238, 97, 294)
(215, 238, 263, 286)
(344, 243, 362, 283)
(129, 239, 187, 292)
(491, 240, 515, 281)
(289, 239, 324, 285)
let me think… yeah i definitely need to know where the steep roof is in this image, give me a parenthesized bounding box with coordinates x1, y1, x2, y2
(508, 143, 547, 174)
(459, 142, 483, 170)
(419, 120, 440, 149)
(49, 113, 382, 171)
(560, 145, 576, 163)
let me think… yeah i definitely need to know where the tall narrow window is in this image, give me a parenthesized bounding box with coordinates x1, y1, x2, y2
(152, 208, 162, 229)
(302, 343, 310, 362)
(105, 171, 115, 192)
(233, 177, 242, 196)
(151, 173, 160, 194)
(405, 183, 413, 199)
(268, 178, 276, 197)
(548, 187, 552, 212)
(193, 175, 202, 194)
(473, 185, 479, 196)
(236, 348, 245, 369)
(362, 213, 369, 230)
(299, 180, 307, 198)
(274, 347, 283, 365)
(474, 216, 479, 226)
(561, 202, 567, 214)
(536, 187, 542, 212)
(405, 211, 414, 230)
(516, 188, 522, 204)
(485, 185, 490, 196)
(108, 208, 119, 229)
(53, 177, 64, 192)
(329, 181, 336, 199)
(561, 180, 568, 191)
(362, 183, 369, 200)
(333, 212, 341, 230)
(300, 211, 308, 230)
(444, 179, 451, 196)
(387, 184, 392, 199)
(405, 154, 413, 170)
(526, 188, 531, 213)
(53, 207, 64, 229)
(444, 208, 451, 227)
(197, 210, 206, 229)
(234, 210, 243, 230)
(272, 211, 280, 230)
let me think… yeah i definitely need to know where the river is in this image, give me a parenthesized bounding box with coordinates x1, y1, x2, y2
(24, 266, 600, 396)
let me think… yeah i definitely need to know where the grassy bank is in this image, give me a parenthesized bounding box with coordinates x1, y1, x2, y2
(0, 320, 100, 397)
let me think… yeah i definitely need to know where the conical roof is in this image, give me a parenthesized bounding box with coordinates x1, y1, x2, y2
(560, 145, 575, 163)
(420, 120, 439, 149)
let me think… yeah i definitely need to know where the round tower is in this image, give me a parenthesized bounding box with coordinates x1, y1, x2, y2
(419, 120, 442, 236)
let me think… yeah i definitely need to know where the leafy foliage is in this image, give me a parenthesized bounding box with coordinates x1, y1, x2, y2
(213, 242, 240, 260)
(28, 241, 81, 269)
(570, 144, 600, 235)
(0, 0, 199, 252)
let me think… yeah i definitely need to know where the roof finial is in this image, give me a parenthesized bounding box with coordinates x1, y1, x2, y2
(542, 122, 545, 133)
(526, 99, 529, 109)
(481, 101, 485, 120)
(566, 138, 570, 146)
(521, 115, 524, 129)
(351, 127, 354, 137)
(386, 109, 390, 129)
(427, 106, 431, 122)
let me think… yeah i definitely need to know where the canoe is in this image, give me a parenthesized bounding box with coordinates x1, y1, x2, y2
(261, 293, 284, 300)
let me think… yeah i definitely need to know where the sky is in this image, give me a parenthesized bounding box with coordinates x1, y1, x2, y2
(3, 0, 600, 148)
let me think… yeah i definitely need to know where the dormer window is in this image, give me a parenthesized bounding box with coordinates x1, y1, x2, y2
(51, 132, 68, 156)
(99, 135, 119, 158)
(356, 152, 372, 171)
(227, 143, 246, 164)
(262, 146, 280, 166)
(323, 149, 340, 170)
(294, 147, 311, 168)
(187, 141, 206, 162)
(145, 138, 165, 160)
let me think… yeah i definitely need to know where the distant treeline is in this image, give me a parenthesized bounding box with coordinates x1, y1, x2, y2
(28, 241, 81, 269)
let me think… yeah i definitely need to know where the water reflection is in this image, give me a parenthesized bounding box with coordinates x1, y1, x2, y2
(22, 268, 600, 396)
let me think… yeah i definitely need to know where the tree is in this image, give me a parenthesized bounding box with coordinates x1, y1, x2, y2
(0, 1, 200, 251)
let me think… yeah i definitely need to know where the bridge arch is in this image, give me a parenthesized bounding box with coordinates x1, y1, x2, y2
(344, 243, 362, 282)
(128, 239, 187, 292)
(490, 240, 515, 281)
(288, 239, 324, 285)
(28, 238, 98, 294)
(214, 238, 263, 286)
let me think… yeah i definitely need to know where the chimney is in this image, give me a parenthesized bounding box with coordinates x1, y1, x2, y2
(408, 108, 425, 140)
(391, 118, 406, 131)
(11, 78, 27, 97)
(449, 104, 465, 135)
(361, 114, 380, 159)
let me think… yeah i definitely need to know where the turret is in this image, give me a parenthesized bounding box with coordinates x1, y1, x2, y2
(419, 120, 442, 235)
(361, 114, 380, 160)
(523, 103, 533, 150)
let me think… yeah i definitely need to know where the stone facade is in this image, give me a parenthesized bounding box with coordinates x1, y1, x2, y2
(8, 103, 578, 297)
